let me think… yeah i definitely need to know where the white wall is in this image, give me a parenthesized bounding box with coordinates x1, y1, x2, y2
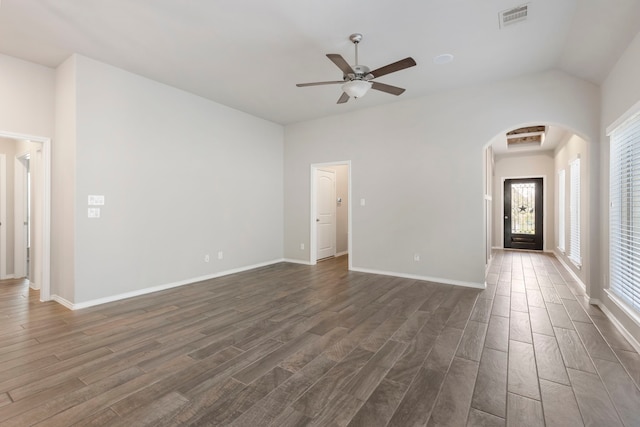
(0, 54, 55, 137)
(0, 54, 55, 294)
(52, 55, 77, 302)
(71, 55, 284, 303)
(600, 30, 640, 343)
(284, 70, 600, 288)
(554, 134, 589, 285)
(493, 152, 555, 252)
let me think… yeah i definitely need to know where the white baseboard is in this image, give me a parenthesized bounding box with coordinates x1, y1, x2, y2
(60, 258, 287, 310)
(52, 258, 485, 310)
(29, 281, 39, 290)
(594, 298, 640, 354)
(553, 250, 587, 292)
(349, 266, 485, 290)
(550, 253, 640, 354)
(283, 253, 347, 264)
(1, 274, 15, 280)
(589, 298, 602, 306)
(51, 294, 74, 310)
(282, 258, 314, 266)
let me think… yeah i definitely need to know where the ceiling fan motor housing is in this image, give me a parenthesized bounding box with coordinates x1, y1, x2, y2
(346, 65, 372, 81)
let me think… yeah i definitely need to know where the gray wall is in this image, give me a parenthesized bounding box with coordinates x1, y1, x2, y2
(66, 55, 284, 303)
(0, 50, 611, 315)
(284, 70, 600, 288)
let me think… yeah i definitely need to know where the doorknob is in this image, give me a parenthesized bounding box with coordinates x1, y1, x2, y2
(316, 219, 320, 222)
(505, 216, 508, 219)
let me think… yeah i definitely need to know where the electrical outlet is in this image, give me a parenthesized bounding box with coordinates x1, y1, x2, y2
(204, 254, 210, 263)
(218, 251, 224, 260)
(414, 253, 420, 262)
(300, 243, 305, 250)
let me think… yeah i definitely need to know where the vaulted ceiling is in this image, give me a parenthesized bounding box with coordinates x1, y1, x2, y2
(1, 0, 639, 125)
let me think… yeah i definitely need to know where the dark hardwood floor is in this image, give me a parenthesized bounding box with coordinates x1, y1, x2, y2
(1, 252, 640, 426)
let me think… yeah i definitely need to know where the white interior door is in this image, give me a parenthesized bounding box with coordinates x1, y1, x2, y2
(316, 168, 336, 260)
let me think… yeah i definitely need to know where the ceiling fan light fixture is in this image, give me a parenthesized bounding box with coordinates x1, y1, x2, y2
(342, 80, 372, 98)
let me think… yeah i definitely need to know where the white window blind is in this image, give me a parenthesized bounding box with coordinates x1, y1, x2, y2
(558, 169, 566, 252)
(610, 110, 640, 313)
(569, 158, 581, 267)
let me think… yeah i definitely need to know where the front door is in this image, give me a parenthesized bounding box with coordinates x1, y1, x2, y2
(316, 169, 336, 260)
(504, 178, 543, 250)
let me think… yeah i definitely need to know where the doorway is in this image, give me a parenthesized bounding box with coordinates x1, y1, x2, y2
(310, 161, 351, 268)
(504, 178, 543, 250)
(0, 131, 51, 301)
(316, 168, 336, 260)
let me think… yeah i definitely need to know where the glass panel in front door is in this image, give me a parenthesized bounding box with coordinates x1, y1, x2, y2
(511, 182, 536, 235)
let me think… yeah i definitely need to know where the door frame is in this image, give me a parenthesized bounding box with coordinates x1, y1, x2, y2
(500, 175, 548, 251)
(310, 161, 352, 269)
(0, 131, 51, 302)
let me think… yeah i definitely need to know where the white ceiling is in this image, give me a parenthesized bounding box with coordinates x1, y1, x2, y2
(1, 0, 639, 125)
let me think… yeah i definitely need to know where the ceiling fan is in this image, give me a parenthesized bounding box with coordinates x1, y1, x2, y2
(296, 33, 417, 104)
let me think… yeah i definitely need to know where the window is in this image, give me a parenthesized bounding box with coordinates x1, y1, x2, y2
(569, 157, 581, 267)
(558, 169, 565, 253)
(610, 109, 640, 313)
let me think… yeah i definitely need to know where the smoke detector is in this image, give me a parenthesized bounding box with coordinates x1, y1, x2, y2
(499, 4, 529, 29)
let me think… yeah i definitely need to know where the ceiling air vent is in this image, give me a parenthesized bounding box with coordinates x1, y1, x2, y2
(499, 4, 529, 29)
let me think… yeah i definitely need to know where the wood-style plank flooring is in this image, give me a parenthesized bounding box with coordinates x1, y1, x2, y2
(1, 251, 640, 426)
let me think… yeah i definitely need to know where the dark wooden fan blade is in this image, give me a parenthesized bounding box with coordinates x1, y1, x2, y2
(296, 81, 344, 87)
(327, 54, 355, 75)
(371, 81, 406, 96)
(370, 57, 416, 78)
(337, 92, 350, 104)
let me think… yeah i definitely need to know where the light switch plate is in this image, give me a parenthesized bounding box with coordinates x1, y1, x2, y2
(88, 207, 101, 218)
(88, 195, 105, 205)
